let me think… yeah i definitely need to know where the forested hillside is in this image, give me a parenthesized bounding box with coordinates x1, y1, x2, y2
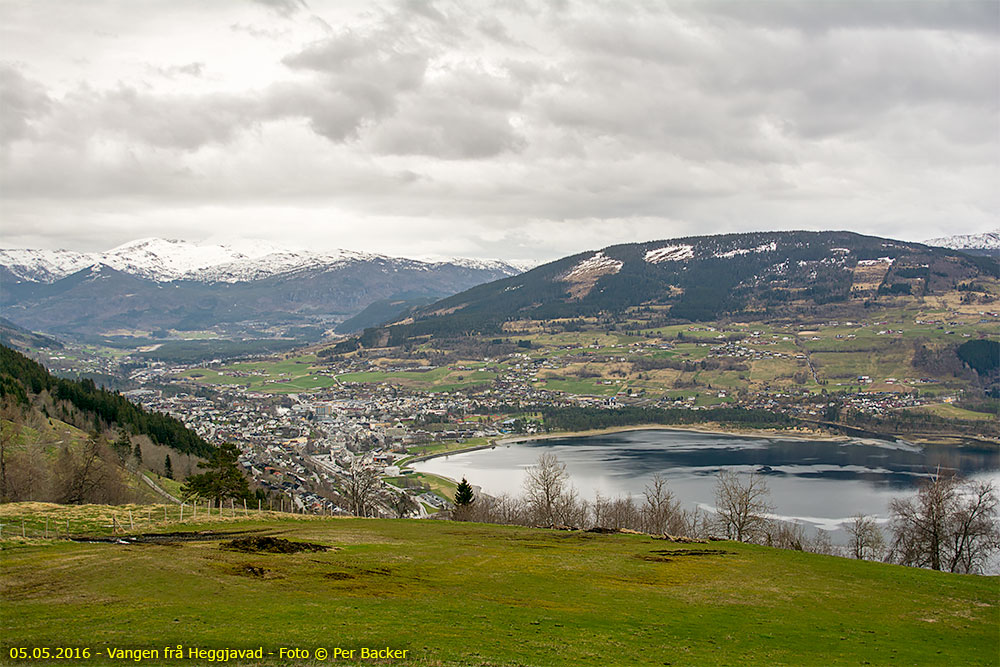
(0, 345, 216, 504)
(341, 231, 998, 347)
(0, 345, 212, 458)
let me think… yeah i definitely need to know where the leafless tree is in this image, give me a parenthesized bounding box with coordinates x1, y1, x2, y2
(642, 473, 685, 535)
(0, 399, 24, 502)
(765, 521, 807, 551)
(805, 529, 838, 556)
(524, 452, 576, 527)
(602, 495, 639, 531)
(389, 489, 418, 518)
(343, 464, 381, 517)
(5, 442, 51, 501)
(713, 469, 774, 543)
(846, 514, 885, 561)
(888, 473, 999, 573)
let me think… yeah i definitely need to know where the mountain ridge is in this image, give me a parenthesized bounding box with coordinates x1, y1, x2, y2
(339, 230, 999, 347)
(0, 237, 524, 285)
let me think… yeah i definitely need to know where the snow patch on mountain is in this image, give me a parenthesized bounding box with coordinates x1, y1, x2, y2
(714, 241, 777, 259)
(0, 238, 526, 284)
(644, 245, 694, 263)
(0, 248, 95, 283)
(563, 252, 623, 281)
(924, 230, 1000, 251)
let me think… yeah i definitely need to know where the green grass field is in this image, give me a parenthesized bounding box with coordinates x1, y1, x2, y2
(1, 508, 997, 666)
(909, 403, 998, 422)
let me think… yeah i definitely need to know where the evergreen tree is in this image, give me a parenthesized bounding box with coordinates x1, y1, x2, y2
(133, 441, 143, 464)
(111, 432, 131, 465)
(454, 477, 474, 507)
(164, 454, 173, 480)
(181, 443, 250, 505)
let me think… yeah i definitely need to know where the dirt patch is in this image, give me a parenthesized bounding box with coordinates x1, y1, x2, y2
(71, 529, 262, 545)
(639, 549, 734, 562)
(237, 565, 271, 578)
(221, 536, 331, 554)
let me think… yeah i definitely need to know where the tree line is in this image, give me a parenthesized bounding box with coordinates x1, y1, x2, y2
(539, 406, 794, 432)
(453, 454, 999, 575)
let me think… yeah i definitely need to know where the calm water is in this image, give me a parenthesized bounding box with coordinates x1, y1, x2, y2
(411, 430, 1000, 531)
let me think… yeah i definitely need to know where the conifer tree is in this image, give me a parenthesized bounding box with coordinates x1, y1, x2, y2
(455, 477, 474, 507)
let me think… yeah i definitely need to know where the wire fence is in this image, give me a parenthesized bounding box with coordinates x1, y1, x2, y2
(0, 499, 330, 541)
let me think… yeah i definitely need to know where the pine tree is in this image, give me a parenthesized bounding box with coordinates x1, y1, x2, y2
(133, 442, 142, 464)
(454, 477, 474, 507)
(181, 443, 250, 505)
(164, 454, 173, 480)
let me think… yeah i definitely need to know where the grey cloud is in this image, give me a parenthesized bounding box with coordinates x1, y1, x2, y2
(0, 64, 52, 146)
(691, 0, 1000, 35)
(279, 28, 429, 141)
(251, 0, 309, 17)
(65, 86, 255, 150)
(2, 1, 997, 258)
(149, 62, 205, 79)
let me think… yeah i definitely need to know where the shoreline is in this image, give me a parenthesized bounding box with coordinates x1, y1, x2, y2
(402, 422, 997, 470)
(402, 422, 853, 469)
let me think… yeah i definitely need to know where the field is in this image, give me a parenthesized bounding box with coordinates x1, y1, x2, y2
(1, 507, 997, 666)
(180, 355, 339, 394)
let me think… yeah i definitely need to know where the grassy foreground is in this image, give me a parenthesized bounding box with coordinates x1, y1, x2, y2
(1, 508, 997, 667)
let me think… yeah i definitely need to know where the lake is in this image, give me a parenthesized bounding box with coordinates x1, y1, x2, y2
(410, 429, 1000, 532)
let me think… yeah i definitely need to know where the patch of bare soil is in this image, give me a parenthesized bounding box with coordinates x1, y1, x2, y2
(221, 535, 330, 554)
(638, 548, 734, 562)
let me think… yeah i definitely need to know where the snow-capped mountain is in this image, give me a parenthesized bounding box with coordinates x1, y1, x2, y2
(924, 230, 1000, 253)
(0, 238, 523, 284)
(0, 238, 527, 340)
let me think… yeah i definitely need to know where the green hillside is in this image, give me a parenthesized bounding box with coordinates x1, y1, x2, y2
(0, 344, 213, 459)
(1, 509, 996, 666)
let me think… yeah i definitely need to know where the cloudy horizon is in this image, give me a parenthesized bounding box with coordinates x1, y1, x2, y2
(2, 0, 998, 263)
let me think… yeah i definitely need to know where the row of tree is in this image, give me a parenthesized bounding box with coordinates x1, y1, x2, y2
(540, 406, 794, 432)
(453, 454, 999, 574)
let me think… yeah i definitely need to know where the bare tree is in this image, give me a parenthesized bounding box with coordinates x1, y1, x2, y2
(343, 464, 381, 517)
(713, 469, 774, 543)
(765, 521, 807, 551)
(806, 529, 838, 556)
(846, 514, 885, 561)
(0, 399, 24, 502)
(390, 489, 418, 518)
(888, 473, 999, 573)
(603, 495, 639, 531)
(523, 453, 580, 527)
(642, 473, 684, 535)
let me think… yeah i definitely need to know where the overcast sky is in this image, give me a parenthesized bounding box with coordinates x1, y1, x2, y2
(1, 0, 997, 263)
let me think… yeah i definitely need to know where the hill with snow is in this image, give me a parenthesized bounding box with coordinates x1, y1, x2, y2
(924, 230, 1000, 258)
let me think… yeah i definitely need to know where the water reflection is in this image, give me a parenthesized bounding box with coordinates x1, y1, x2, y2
(411, 430, 1000, 531)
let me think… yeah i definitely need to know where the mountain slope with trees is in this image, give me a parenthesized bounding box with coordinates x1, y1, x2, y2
(342, 231, 997, 346)
(0, 344, 219, 504)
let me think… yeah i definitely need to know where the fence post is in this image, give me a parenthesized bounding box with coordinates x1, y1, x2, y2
(129, 510, 134, 531)
(244, 499, 248, 516)
(180, 503, 184, 521)
(22, 519, 25, 538)
(45, 518, 49, 539)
